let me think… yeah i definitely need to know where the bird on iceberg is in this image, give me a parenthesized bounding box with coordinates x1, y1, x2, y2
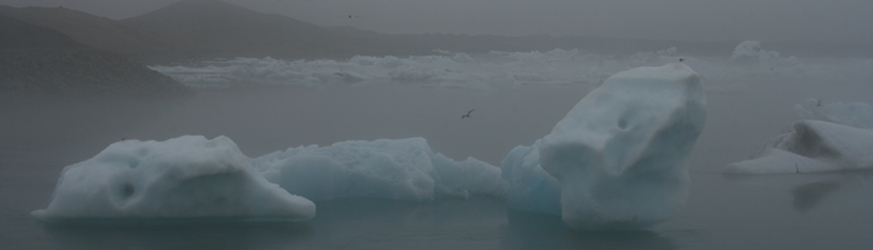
(461, 109, 475, 119)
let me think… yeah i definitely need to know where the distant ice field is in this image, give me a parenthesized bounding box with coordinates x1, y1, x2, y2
(150, 46, 873, 95)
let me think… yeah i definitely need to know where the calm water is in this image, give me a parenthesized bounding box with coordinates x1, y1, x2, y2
(2, 78, 873, 249)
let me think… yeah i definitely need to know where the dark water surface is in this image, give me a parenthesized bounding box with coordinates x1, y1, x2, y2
(3, 80, 873, 249)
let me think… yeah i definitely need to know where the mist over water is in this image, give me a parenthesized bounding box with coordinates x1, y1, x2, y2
(3, 47, 873, 249)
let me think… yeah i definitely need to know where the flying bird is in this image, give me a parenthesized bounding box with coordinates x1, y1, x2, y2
(347, 15, 362, 19)
(461, 109, 475, 119)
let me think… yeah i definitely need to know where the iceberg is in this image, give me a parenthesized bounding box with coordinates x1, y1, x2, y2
(32, 136, 316, 222)
(729, 40, 780, 63)
(500, 140, 561, 216)
(251, 137, 508, 201)
(725, 120, 873, 174)
(538, 62, 707, 230)
(34, 136, 509, 223)
(33, 135, 507, 223)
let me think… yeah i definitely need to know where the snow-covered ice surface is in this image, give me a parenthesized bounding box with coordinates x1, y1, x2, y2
(537, 62, 707, 230)
(251, 137, 508, 201)
(31, 136, 316, 222)
(725, 119, 873, 174)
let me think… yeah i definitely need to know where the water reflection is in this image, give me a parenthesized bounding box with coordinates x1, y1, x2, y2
(504, 209, 677, 250)
(44, 222, 313, 250)
(789, 169, 873, 212)
(39, 198, 682, 250)
(724, 168, 873, 213)
(33, 196, 511, 250)
(791, 180, 840, 212)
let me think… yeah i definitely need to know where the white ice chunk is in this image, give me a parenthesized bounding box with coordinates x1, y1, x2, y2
(539, 62, 707, 230)
(251, 137, 507, 201)
(32, 136, 316, 222)
(724, 148, 833, 174)
(725, 120, 873, 174)
(500, 140, 561, 216)
(730, 40, 780, 63)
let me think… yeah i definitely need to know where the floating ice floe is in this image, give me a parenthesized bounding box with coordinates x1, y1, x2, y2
(34, 136, 508, 222)
(251, 137, 508, 201)
(502, 62, 707, 230)
(32, 136, 316, 222)
(725, 99, 873, 174)
(724, 119, 873, 174)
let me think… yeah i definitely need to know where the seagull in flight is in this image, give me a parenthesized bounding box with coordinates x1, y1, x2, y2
(347, 15, 362, 19)
(461, 109, 475, 119)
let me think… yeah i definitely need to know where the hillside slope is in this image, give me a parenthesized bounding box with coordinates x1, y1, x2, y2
(0, 6, 164, 56)
(0, 15, 191, 99)
(121, 0, 390, 59)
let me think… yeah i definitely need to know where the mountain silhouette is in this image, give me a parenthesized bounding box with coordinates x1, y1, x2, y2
(0, 15, 190, 99)
(0, 5, 162, 56)
(3, 0, 864, 62)
(0, 15, 82, 49)
(121, 0, 357, 60)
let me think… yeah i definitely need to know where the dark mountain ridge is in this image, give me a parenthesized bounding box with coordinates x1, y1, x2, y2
(120, 0, 363, 60)
(0, 0, 729, 62)
(2, 0, 871, 63)
(0, 15, 82, 50)
(0, 15, 191, 99)
(0, 5, 162, 56)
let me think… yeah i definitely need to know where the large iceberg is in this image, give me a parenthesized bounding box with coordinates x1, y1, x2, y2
(536, 62, 707, 230)
(32, 136, 316, 222)
(724, 120, 873, 174)
(251, 137, 508, 201)
(500, 139, 561, 216)
(34, 136, 509, 222)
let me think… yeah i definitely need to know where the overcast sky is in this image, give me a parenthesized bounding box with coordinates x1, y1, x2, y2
(1, 0, 872, 42)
